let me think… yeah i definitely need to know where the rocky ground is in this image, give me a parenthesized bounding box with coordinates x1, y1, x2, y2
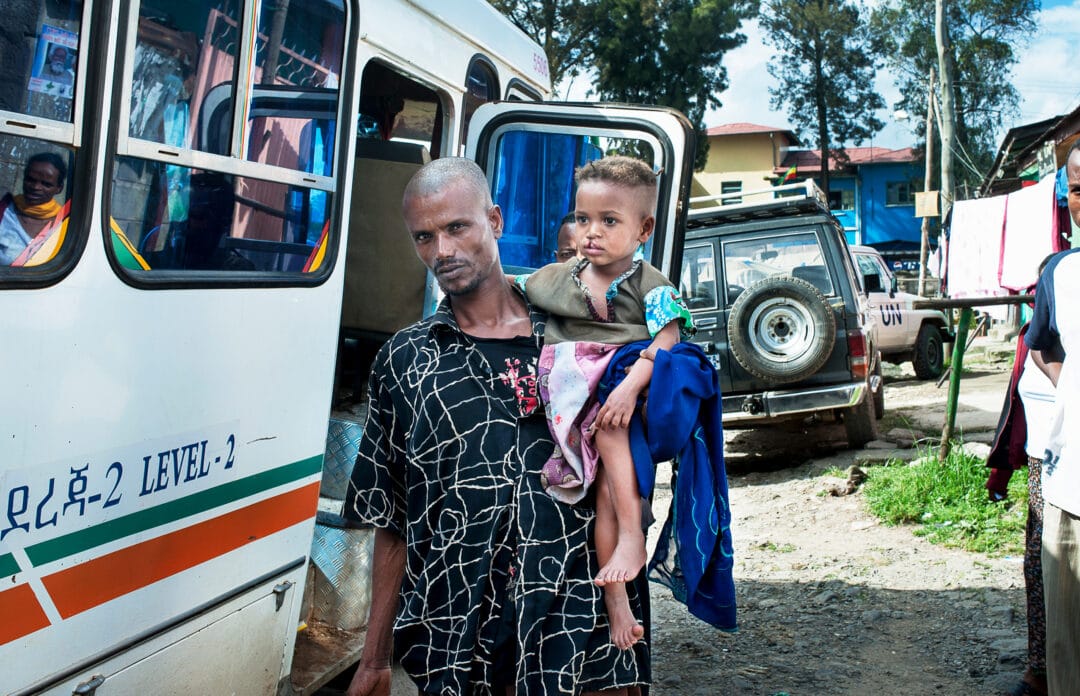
(647, 338, 1027, 695)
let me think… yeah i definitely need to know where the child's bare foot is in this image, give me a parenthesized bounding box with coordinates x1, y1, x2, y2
(603, 585, 645, 650)
(594, 532, 646, 586)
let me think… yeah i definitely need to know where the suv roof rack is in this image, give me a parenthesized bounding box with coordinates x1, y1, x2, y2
(686, 179, 833, 229)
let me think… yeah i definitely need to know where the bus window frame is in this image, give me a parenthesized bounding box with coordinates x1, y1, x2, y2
(460, 54, 499, 147)
(504, 78, 542, 102)
(467, 103, 695, 281)
(0, 0, 97, 290)
(104, 0, 357, 289)
(475, 118, 675, 271)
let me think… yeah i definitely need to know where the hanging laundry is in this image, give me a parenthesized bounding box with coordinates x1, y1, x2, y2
(1000, 175, 1056, 292)
(948, 195, 1008, 299)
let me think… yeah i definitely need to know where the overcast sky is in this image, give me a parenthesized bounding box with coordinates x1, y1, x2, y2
(558, 0, 1080, 153)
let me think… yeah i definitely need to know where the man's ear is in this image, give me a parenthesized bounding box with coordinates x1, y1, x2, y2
(638, 215, 656, 243)
(489, 204, 504, 239)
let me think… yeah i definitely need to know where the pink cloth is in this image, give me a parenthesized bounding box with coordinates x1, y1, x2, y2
(538, 341, 619, 503)
(1000, 176, 1056, 292)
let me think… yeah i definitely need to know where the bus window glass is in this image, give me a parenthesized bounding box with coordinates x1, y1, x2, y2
(461, 59, 498, 144)
(0, 135, 74, 268)
(111, 157, 331, 273)
(490, 130, 657, 272)
(0, 0, 82, 123)
(245, 1, 345, 174)
(130, 0, 240, 155)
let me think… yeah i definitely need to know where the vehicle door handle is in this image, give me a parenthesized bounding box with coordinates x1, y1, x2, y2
(696, 316, 718, 330)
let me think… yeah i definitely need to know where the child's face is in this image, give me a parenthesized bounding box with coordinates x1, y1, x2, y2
(574, 180, 655, 275)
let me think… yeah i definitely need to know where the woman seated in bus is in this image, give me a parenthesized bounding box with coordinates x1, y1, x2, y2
(0, 152, 69, 266)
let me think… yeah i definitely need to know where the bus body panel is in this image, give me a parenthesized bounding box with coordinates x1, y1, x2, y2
(27, 563, 307, 696)
(1, 0, 559, 692)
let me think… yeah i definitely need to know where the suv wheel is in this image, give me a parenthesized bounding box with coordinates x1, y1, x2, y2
(913, 324, 944, 380)
(728, 276, 836, 384)
(844, 395, 878, 448)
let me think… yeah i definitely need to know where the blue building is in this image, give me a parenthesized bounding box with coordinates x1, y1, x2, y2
(693, 127, 928, 264)
(778, 146, 925, 255)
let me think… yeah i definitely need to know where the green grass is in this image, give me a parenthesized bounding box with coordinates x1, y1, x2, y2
(862, 445, 1028, 556)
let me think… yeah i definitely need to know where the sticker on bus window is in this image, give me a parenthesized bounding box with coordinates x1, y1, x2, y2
(28, 25, 78, 101)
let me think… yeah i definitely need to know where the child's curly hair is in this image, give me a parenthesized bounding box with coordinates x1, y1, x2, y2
(575, 155, 657, 188)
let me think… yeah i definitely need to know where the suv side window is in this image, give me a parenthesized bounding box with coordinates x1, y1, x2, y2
(680, 242, 717, 311)
(854, 251, 892, 292)
(723, 230, 832, 303)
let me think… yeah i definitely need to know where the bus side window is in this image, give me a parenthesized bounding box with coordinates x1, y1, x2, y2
(0, 0, 84, 277)
(0, 140, 75, 268)
(461, 56, 499, 145)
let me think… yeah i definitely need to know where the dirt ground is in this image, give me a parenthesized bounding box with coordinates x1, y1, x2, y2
(646, 337, 1025, 695)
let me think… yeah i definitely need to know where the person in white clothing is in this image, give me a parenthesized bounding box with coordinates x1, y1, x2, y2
(1025, 140, 1080, 696)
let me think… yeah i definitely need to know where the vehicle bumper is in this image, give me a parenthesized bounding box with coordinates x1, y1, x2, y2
(722, 380, 868, 422)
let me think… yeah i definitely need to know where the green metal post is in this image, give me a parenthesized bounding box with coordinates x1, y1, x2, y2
(939, 306, 972, 460)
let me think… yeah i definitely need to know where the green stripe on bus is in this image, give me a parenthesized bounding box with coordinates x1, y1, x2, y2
(0, 553, 19, 577)
(25, 456, 322, 567)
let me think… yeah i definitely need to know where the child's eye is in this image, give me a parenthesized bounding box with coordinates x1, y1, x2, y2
(603, 217, 617, 225)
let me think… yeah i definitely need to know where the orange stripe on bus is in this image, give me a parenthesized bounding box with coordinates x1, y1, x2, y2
(0, 584, 51, 645)
(42, 482, 319, 619)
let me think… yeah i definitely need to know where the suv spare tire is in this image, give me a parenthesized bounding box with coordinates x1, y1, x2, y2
(728, 275, 836, 384)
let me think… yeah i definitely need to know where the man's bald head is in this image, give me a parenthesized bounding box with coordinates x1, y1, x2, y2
(403, 157, 492, 211)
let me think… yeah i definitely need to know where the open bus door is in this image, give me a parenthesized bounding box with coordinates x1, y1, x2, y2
(464, 102, 695, 285)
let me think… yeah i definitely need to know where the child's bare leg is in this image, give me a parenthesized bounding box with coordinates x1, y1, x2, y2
(595, 468, 645, 650)
(593, 426, 646, 585)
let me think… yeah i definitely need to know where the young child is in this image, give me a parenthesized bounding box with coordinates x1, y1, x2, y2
(517, 156, 693, 649)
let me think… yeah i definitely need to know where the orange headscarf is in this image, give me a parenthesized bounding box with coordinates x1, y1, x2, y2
(13, 194, 61, 220)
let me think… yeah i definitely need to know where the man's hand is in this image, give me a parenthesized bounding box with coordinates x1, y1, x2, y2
(595, 380, 640, 430)
(345, 664, 392, 696)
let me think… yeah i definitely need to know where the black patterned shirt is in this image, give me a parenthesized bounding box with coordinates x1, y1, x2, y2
(345, 295, 648, 695)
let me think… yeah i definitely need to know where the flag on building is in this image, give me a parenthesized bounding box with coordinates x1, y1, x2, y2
(781, 165, 797, 183)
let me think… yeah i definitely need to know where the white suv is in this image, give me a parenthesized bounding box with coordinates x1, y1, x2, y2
(851, 245, 950, 379)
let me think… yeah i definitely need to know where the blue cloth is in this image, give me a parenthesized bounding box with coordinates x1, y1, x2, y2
(598, 341, 736, 630)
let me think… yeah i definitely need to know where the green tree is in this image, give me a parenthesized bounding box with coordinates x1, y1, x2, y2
(588, 0, 757, 169)
(870, 0, 1038, 194)
(489, 0, 603, 88)
(760, 0, 885, 193)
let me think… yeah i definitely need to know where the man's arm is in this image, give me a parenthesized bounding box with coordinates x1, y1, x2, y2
(346, 528, 406, 696)
(1032, 342, 1064, 387)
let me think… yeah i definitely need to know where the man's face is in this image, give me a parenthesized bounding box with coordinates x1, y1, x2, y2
(49, 48, 67, 74)
(1068, 150, 1080, 229)
(403, 180, 503, 297)
(22, 161, 62, 206)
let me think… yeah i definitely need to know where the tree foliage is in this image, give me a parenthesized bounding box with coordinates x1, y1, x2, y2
(587, 0, 757, 168)
(870, 0, 1039, 193)
(761, 0, 885, 193)
(488, 0, 602, 87)
(493, 0, 756, 170)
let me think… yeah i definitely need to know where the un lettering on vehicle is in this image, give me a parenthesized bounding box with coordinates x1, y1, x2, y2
(879, 303, 903, 326)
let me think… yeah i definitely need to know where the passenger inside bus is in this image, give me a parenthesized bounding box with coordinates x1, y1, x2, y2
(0, 152, 69, 266)
(144, 172, 255, 271)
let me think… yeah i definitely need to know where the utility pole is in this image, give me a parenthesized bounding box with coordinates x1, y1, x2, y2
(918, 68, 935, 296)
(935, 0, 957, 219)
